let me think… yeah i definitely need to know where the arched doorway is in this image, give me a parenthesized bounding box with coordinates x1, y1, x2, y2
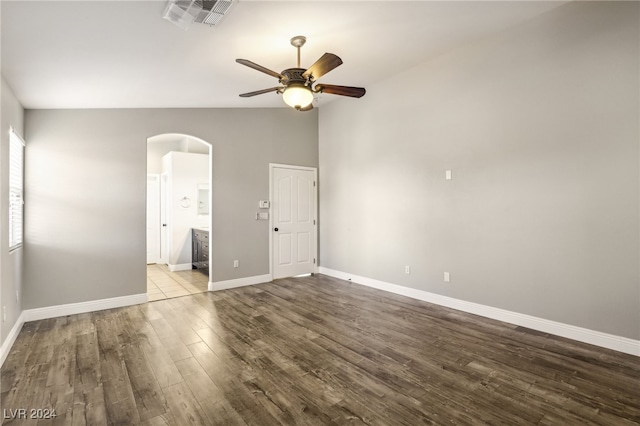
(146, 133, 212, 301)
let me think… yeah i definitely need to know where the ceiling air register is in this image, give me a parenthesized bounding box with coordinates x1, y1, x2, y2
(162, 0, 237, 30)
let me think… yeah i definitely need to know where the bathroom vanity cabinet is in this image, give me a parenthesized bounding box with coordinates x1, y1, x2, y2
(192, 228, 209, 273)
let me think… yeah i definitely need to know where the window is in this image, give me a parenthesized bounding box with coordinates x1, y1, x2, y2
(9, 128, 24, 250)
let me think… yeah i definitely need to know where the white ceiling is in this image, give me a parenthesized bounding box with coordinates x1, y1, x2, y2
(1, 1, 566, 110)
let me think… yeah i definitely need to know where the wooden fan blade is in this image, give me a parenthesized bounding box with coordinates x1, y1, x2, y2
(239, 87, 281, 97)
(302, 53, 343, 81)
(236, 59, 283, 80)
(315, 84, 366, 98)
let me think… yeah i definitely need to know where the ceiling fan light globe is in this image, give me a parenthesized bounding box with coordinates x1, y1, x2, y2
(282, 84, 313, 109)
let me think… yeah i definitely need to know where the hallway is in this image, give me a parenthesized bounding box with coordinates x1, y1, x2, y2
(146, 264, 208, 301)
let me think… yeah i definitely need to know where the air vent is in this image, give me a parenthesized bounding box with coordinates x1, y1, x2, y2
(162, 1, 203, 31)
(196, 0, 236, 26)
(162, 0, 237, 30)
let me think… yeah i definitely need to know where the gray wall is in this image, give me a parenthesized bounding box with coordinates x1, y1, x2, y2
(24, 108, 318, 309)
(1, 75, 24, 344)
(319, 1, 639, 339)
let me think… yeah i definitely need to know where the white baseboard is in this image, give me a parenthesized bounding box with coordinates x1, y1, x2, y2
(1, 292, 147, 368)
(23, 293, 148, 322)
(168, 263, 192, 272)
(318, 267, 640, 357)
(209, 274, 272, 292)
(0, 311, 26, 368)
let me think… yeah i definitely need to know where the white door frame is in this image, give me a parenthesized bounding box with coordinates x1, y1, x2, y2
(147, 133, 213, 282)
(159, 172, 169, 265)
(269, 163, 318, 279)
(146, 174, 161, 264)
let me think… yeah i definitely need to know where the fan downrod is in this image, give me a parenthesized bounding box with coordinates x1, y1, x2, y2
(290, 36, 306, 68)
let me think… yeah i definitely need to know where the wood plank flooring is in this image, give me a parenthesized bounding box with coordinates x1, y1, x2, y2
(1, 274, 639, 425)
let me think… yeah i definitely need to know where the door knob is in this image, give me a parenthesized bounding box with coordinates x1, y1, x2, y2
(274, 227, 279, 232)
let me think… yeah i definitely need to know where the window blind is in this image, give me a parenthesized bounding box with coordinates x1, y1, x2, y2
(9, 128, 24, 250)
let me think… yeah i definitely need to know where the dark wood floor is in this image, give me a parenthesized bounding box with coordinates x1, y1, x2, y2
(1, 274, 639, 425)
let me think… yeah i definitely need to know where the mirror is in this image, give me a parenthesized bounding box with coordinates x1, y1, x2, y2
(197, 183, 209, 215)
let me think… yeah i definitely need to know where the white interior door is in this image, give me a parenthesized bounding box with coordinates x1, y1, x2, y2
(160, 173, 168, 264)
(146, 174, 161, 264)
(271, 165, 317, 279)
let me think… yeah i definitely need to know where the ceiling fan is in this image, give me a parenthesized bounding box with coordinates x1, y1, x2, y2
(236, 36, 366, 111)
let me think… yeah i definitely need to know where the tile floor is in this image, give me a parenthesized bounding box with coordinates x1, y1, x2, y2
(146, 263, 209, 301)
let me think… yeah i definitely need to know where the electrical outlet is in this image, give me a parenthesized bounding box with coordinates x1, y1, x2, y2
(405, 265, 411, 275)
(233, 260, 239, 268)
(444, 272, 450, 283)
(445, 170, 452, 180)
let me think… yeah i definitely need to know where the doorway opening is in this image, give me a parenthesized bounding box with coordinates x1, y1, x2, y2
(146, 133, 212, 300)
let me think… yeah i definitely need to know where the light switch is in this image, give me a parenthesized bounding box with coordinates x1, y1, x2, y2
(256, 212, 269, 220)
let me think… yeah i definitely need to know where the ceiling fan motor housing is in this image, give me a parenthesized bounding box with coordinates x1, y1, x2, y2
(280, 68, 309, 87)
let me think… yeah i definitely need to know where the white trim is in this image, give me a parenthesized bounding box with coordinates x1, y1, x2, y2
(167, 263, 192, 272)
(318, 267, 640, 357)
(9, 128, 25, 250)
(23, 293, 148, 322)
(1, 292, 147, 368)
(146, 133, 213, 277)
(269, 163, 318, 172)
(0, 311, 25, 368)
(160, 173, 169, 266)
(269, 163, 319, 279)
(147, 173, 162, 265)
(209, 274, 272, 292)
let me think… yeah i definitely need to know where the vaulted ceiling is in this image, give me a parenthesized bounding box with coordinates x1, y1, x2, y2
(1, 1, 565, 109)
